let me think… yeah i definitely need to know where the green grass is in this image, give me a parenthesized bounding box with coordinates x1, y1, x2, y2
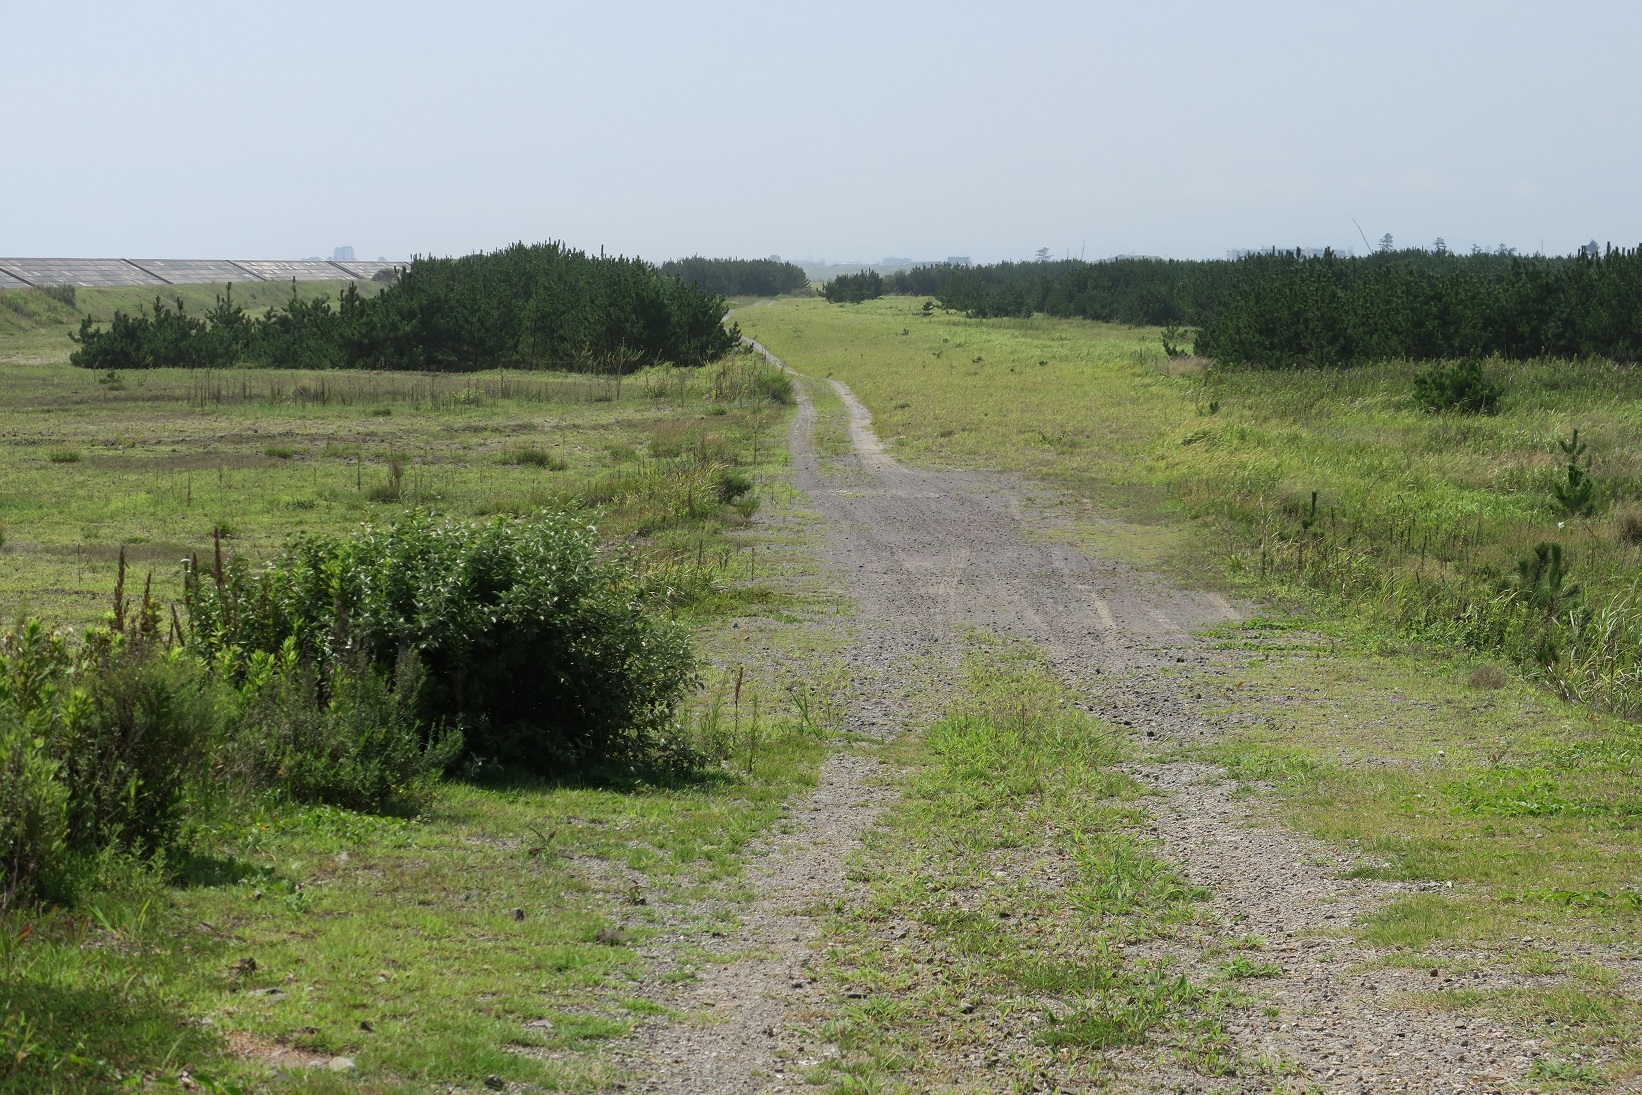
(1, 729, 830, 1093)
(0, 350, 786, 628)
(814, 638, 1258, 1090)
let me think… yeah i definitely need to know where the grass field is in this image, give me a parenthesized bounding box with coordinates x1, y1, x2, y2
(0, 291, 846, 1093)
(0, 325, 786, 629)
(737, 295, 1642, 1082)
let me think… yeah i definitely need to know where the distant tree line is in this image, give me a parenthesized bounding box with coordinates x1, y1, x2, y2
(70, 242, 740, 371)
(837, 247, 1642, 366)
(1196, 248, 1642, 366)
(660, 256, 810, 297)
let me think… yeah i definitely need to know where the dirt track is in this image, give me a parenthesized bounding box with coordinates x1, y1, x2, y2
(608, 345, 1561, 1093)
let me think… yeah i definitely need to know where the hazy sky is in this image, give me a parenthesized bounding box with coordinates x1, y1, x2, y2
(4, 1, 1638, 263)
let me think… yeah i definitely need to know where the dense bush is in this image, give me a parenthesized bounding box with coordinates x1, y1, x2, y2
(71, 242, 740, 372)
(661, 256, 810, 297)
(186, 512, 698, 774)
(0, 619, 219, 908)
(1412, 359, 1502, 414)
(0, 721, 68, 909)
(231, 647, 461, 812)
(824, 270, 884, 304)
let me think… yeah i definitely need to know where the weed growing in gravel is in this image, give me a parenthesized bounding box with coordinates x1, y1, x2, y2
(814, 638, 1237, 1089)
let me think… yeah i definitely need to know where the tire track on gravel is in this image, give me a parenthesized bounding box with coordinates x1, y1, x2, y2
(610, 340, 1551, 1094)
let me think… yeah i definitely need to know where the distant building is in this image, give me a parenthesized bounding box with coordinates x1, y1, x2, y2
(767, 255, 782, 263)
(946, 256, 971, 266)
(882, 256, 912, 267)
(332, 245, 355, 262)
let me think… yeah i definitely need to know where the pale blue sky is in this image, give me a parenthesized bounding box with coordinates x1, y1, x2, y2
(3, 1, 1638, 262)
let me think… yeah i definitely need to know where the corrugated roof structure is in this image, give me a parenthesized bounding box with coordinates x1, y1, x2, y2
(0, 258, 403, 288)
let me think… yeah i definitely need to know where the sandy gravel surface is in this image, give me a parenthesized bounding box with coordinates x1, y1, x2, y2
(605, 341, 1581, 1093)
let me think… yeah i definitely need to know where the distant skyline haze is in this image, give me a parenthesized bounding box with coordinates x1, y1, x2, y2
(2, 0, 1638, 263)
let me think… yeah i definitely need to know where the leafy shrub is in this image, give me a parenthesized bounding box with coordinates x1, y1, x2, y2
(714, 469, 753, 503)
(1412, 358, 1501, 414)
(0, 723, 69, 909)
(187, 513, 698, 775)
(824, 270, 884, 304)
(231, 645, 460, 812)
(59, 639, 219, 854)
(0, 619, 218, 905)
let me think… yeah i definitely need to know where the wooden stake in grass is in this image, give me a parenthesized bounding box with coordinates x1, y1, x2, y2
(732, 665, 745, 764)
(746, 692, 760, 776)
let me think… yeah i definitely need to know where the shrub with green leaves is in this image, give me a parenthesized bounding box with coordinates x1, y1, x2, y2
(0, 620, 220, 907)
(0, 723, 69, 909)
(824, 270, 884, 304)
(187, 512, 698, 775)
(60, 640, 219, 854)
(1411, 358, 1501, 414)
(230, 645, 461, 812)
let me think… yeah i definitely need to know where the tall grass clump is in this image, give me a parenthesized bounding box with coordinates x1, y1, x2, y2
(185, 512, 698, 775)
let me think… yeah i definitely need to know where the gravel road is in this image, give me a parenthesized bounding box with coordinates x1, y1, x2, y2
(606, 342, 1578, 1093)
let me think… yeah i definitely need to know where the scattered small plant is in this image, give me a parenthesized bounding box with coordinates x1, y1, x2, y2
(47, 449, 81, 464)
(41, 283, 77, 308)
(1504, 541, 1581, 616)
(714, 469, 754, 504)
(499, 445, 568, 470)
(1468, 664, 1507, 690)
(1526, 1057, 1607, 1085)
(367, 454, 408, 502)
(1160, 323, 1193, 358)
(1219, 955, 1283, 979)
(1553, 428, 1597, 517)
(264, 445, 296, 459)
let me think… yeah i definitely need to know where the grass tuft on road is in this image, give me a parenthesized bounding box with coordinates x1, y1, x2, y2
(814, 638, 1257, 1090)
